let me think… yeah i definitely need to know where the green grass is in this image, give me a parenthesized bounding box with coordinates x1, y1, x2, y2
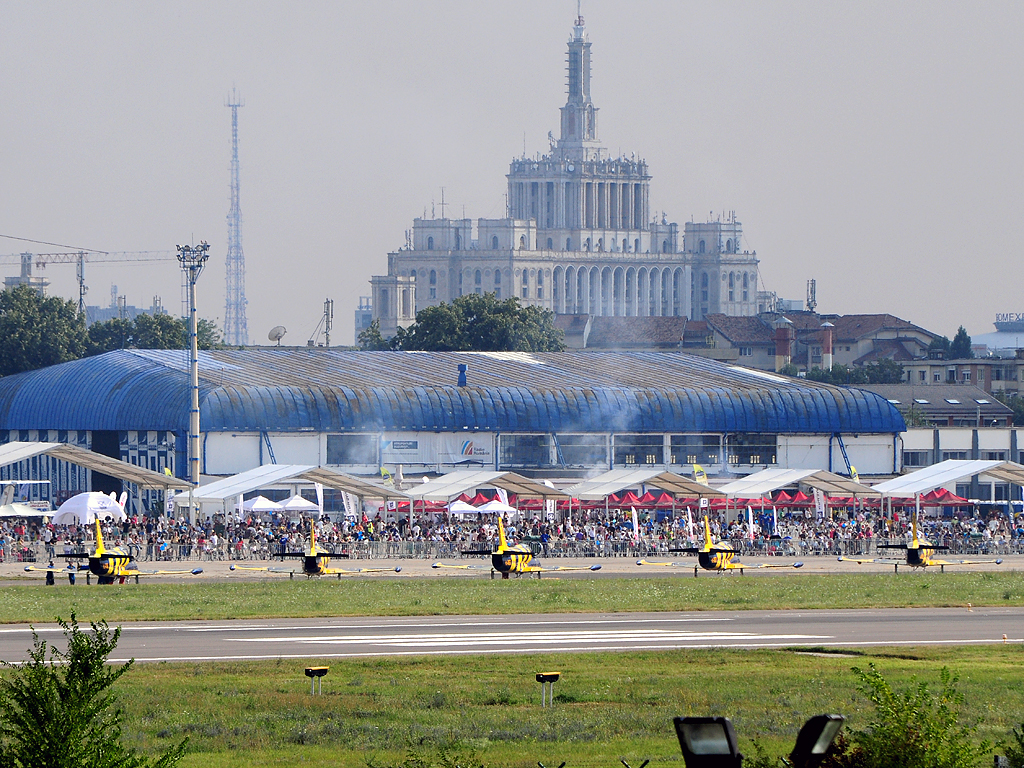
(2, 572, 1023, 624)
(98, 645, 1024, 768)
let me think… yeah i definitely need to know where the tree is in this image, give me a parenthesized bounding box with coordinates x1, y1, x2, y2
(994, 393, 1024, 426)
(357, 319, 394, 351)
(0, 613, 186, 768)
(929, 335, 951, 360)
(950, 326, 973, 359)
(384, 294, 565, 352)
(0, 286, 87, 376)
(87, 315, 223, 357)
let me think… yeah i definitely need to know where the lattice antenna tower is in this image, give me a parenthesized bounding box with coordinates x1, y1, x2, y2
(224, 88, 249, 345)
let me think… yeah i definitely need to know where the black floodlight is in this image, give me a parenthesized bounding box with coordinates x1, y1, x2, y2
(789, 714, 845, 768)
(674, 717, 742, 768)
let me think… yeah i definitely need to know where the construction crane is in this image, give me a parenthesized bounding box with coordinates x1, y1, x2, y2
(0, 251, 177, 314)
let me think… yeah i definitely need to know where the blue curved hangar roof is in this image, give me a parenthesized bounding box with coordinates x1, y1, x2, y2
(0, 349, 905, 435)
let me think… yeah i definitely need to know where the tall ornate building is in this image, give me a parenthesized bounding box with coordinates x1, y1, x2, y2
(369, 12, 761, 339)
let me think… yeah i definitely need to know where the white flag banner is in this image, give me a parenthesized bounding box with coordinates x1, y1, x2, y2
(747, 505, 755, 541)
(813, 488, 826, 519)
(772, 505, 778, 534)
(686, 507, 695, 540)
(315, 482, 324, 517)
(496, 488, 509, 507)
(342, 491, 359, 519)
(631, 506, 640, 543)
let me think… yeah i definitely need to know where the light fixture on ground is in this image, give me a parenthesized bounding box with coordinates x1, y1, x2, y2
(674, 714, 844, 768)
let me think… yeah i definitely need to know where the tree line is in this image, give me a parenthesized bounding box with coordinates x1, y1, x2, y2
(0, 285, 223, 377)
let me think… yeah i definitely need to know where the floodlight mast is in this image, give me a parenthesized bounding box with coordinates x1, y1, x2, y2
(176, 243, 210, 502)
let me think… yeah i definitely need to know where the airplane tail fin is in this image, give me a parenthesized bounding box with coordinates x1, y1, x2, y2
(94, 518, 105, 555)
(497, 516, 509, 551)
(702, 516, 714, 551)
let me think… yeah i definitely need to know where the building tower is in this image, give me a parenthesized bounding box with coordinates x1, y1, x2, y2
(224, 89, 249, 346)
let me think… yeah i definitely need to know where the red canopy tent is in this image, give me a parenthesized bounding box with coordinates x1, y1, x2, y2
(615, 491, 643, 508)
(772, 490, 794, 504)
(921, 488, 970, 505)
(638, 491, 659, 505)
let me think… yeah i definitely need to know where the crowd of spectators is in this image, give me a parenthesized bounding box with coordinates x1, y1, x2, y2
(2, 504, 1022, 564)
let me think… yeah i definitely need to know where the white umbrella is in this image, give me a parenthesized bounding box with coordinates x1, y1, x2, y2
(280, 494, 320, 512)
(447, 500, 479, 515)
(241, 495, 283, 513)
(52, 492, 126, 525)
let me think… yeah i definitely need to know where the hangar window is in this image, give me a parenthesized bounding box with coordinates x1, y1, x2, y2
(614, 434, 663, 466)
(498, 433, 553, 469)
(942, 451, 968, 461)
(327, 434, 378, 466)
(670, 434, 721, 466)
(902, 450, 931, 468)
(555, 434, 608, 468)
(727, 434, 777, 466)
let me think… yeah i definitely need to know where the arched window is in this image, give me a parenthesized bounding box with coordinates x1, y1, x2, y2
(566, 238, 572, 250)
(729, 273, 734, 288)
(519, 235, 526, 249)
(598, 238, 604, 252)
(410, 269, 416, 279)
(622, 239, 628, 252)
(537, 270, 544, 285)
(585, 238, 591, 251)
(701, 273, 709, 287)
(698, 239, 705, 254)
(522, 270, 529, 285)
(634, 238, 640, 253)
(429, 269, 437, 285)
(427, 236, 434, 250)
(547, 237, 553, 249)
(494, 270, 501, 285)
(662, 240, 668, 253)
(742, 273, 748, 289)
(474, 270, 482, 286)
(455, 233, 461, 250)
(492, 235, 499, 249)
(726, 239, 733, 253)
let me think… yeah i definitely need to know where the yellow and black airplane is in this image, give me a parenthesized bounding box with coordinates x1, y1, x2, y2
(432, 517, 601, 579)
(25, 520, 203, 584)
(637, 516, 804, 576)
(230, 520, 402, 579)
(839, 513, 1003, 572)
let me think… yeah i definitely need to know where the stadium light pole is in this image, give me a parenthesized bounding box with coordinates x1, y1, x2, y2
(177, 242, 210, 522)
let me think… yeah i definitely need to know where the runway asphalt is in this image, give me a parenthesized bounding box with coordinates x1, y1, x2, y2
(0, 607, 1019, 664)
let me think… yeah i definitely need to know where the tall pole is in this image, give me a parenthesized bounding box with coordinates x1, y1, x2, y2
(177, 243, 210, 515)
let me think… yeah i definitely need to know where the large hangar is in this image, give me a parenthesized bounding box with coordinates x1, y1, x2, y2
(0, 349, 904, 497)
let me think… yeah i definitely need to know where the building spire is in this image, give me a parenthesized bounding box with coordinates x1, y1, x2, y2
(559, 4, 597, 149)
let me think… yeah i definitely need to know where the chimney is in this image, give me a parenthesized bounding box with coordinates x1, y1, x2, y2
(820, 321, 835, 371)
(457, 364, 468, 387)
(773, 317, 794, 372)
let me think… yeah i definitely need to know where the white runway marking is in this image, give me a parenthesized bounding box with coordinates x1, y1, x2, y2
(226, 629, 831, 647)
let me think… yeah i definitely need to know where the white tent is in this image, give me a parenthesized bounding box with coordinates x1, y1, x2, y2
(52, 492, 126, 525)
(0, 503, 47, 519)
(280, 494, 320, 512)
(447, 500, 479, 515)
(240, 495, 283, 513)
(477, 499, 518, 514)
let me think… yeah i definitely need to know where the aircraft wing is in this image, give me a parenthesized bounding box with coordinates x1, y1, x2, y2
(230, 564, 296, 574)
(431, 562, 492, 571)
(323, 566, 403, 575)
(24, 564, 80, 574)
(837, 556, 902, 565)
(927, 557, 1003, 567)
(750, 561, 804, 569)
(127, 567, 205, 576)
(519, 563, 602, 573)
(636, 559, 691, 567)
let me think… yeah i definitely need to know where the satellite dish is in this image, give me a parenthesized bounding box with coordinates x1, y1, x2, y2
(268, 326, 287, 345)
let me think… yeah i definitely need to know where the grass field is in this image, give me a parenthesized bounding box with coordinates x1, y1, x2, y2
(98, 645, 1023, 768)
(2, 572, 1023, 624)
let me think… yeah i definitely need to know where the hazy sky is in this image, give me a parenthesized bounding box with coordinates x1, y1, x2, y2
(2, 1, 1022, 345)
